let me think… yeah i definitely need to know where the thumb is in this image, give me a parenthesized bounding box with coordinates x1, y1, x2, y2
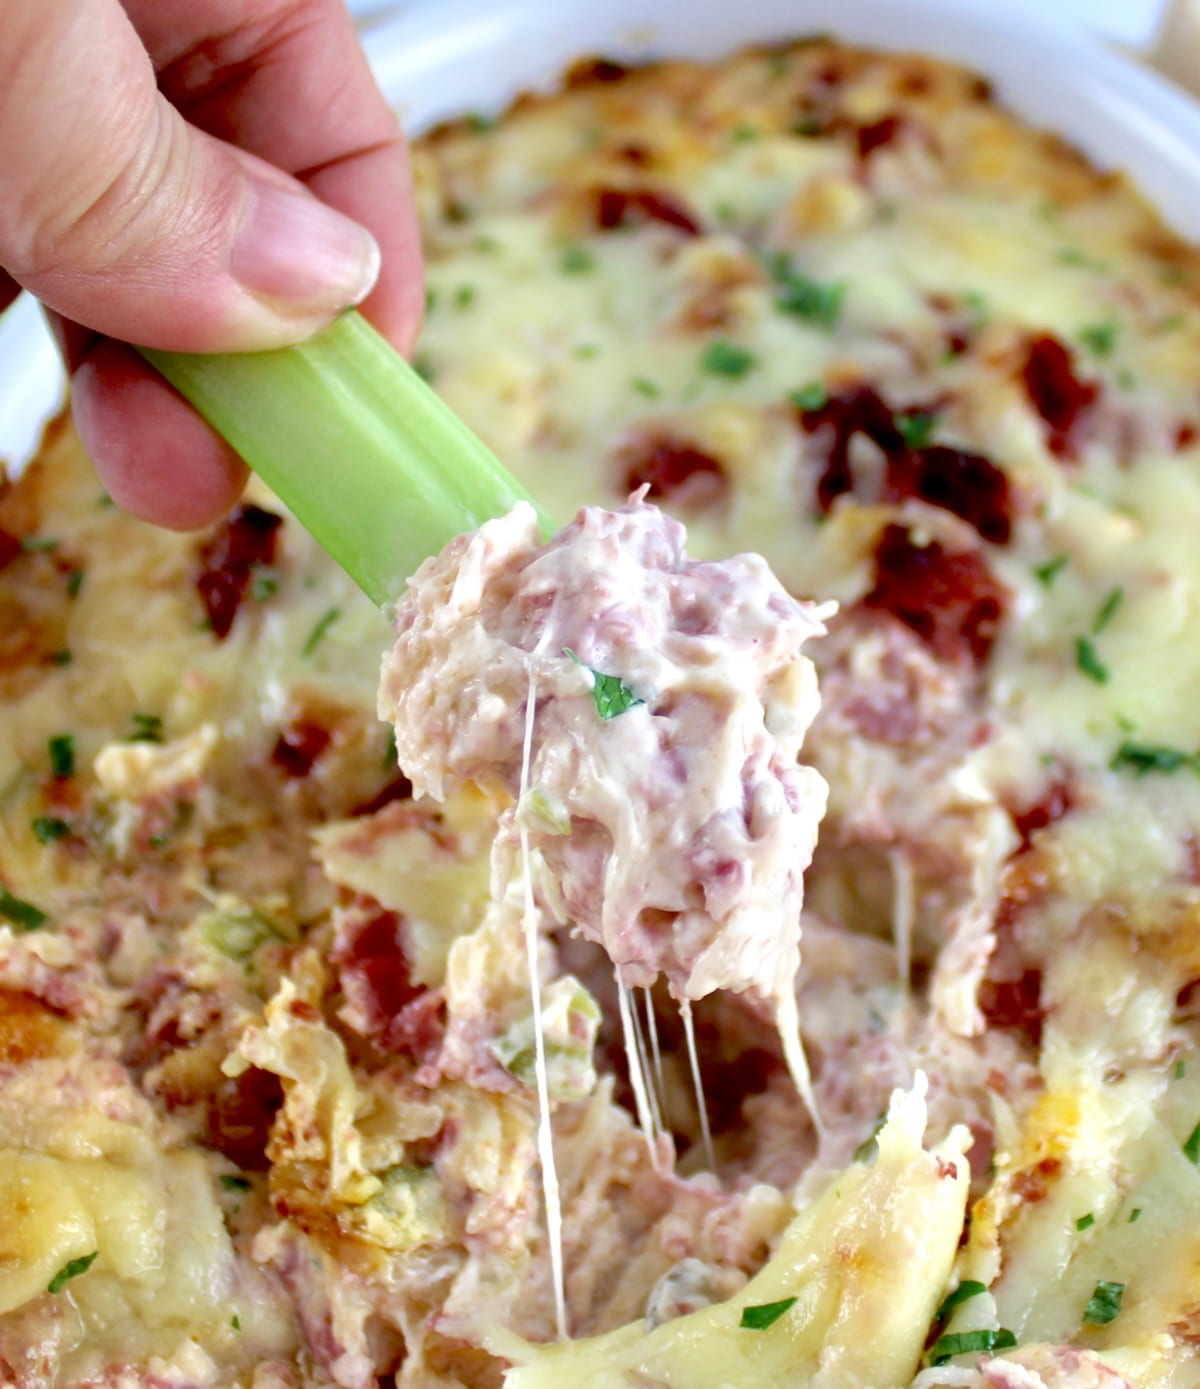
(0, 0, 380, 353)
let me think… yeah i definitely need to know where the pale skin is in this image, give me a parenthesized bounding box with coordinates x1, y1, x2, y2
(0, 0, 424, 528)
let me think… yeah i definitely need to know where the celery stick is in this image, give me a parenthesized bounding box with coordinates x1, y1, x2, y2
(140, 311, 553, 609)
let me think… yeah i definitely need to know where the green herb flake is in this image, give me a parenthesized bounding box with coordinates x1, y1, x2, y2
(1176, 1058, 1187, 1080)
(220, 1174, 252, 1192)
(47, 1251, 97, 1294)
(231, 1314, 241, 1332)
(564, 649, 644, 720)
(1075, 636, 1109, 685)
(791, 115, 823, 137)
(48, 734, 75, 779)
(1111, 741, 1195, 777)
(895, 410, 938, 449)
(1079, 320, 1119, 358)
(465, 111, 496, 133)
(730, 124, 759, 144)
(1034, 554, 1069, 587)
(573, 343, 599, 360)
(1183, 1120, 1200, 1164)
(1083, 1281, 1125, 1326)
(739, 1296, 798, 1330)
(1128, 1207, 1143, 1223)
(1093, 587, 1124, 633)
(771, 261, 846, 329)
(631, 377, 661, 399)
(65, 568, 84, 598)
(935, 1280, 987, 1323)
(560, 244, 595, 274)
(700, 339, 757, 378)
(32, 817, 70, 845)
(789, 382, 828, 412)
(20, 535, 58, 553)
(1076, 1213, 1096, 1231)
(129, 713, 164, 744)
(930, 1329, 1018, 1366)
(49, 649, 73, 666)
(454, 284, 476, 309)
(250, 566, 279, 601)
(302, 607, 341, 659)
(0, 886, 47, 931)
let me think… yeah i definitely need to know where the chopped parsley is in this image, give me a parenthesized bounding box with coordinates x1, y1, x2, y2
(0, 886, 47, 931)
(772, 266, 846, 329)
(700, 339, 757, 378)
(564, 649, 643, 720)
(1128, 1207, 1143, 1223)
(730, 123, 759, 144)
(65, 568, 84, 598)
(1093, 587, 1124, 632)
(935, 1280, 987, 1323)
(631, 377, 660, 399)
(1057, 247, 1107, 271)
(454, 283, 476, 309)
(1111, 741, 1197, 776)
(250, 566, 279, 601)
(302, 607, 341, 658)
(231, 1313, 241, 1331)
(48, 734, 75, 779)
(1079, 320, 1119, 358)
(1183, 1120, 1200, 1164)
(47, 1251, 97, 1294)
(1033, 554, 1069, 587)
(20, 534, 58, 553)
(929, 1329, 1018, 1365)
(465, 111, 496, 133)
(220, 1174, 252, 1192)
(1176, 1058, 1187, 1080)
(560, 244, 595, 274)
(49, 649, 73, 666)
(31, 816, 69, 845)
(128, 712, 164, 744)
(1083, 1280, 1125, 1326)
(1075, 1213, 1096, 1231)
(739, 1296, 798, 1330)
(1075, 636, 1109, 685)
(895, 409, 937, 448)
(791, 115, 824, 137)
(789, 382, 828, 412)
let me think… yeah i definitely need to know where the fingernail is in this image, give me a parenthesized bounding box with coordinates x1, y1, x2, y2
(232, 180, 380, 312)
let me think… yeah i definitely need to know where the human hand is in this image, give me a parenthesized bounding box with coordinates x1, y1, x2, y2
(0, 0, 423, 528)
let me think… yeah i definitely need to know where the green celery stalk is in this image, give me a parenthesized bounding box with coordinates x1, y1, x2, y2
(140, 310, 553, 609)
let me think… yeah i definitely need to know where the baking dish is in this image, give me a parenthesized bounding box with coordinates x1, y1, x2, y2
(1, 0, 1198, 478)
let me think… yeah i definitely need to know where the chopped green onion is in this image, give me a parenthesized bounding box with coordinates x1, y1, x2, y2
(141, 312, 552, 608)
(302, 607, 341, 658)
(220, 1174, 252, 1192)
(935, 1280, 987, 1323)
(47, 1251, 97, 1294)
(1083, 1281, 1124, 1326)
(739, 1297, 797, 1330)
(1128, 1207, 1143, 1223)
(129, 713, 164, 744)
(895, 410, 937, 448)
(1183, 1120, 1200, 1163)
(700, 339, 757, 377)
(789, 382, 828, 412)
(560, 244, 595, 274)
(48, 734, 75, 779)
(0, 886, 47, 931)
(1034, 554, 1069, 587)
(930, 1329, 1018, 1365)
(1076, 1213, 1095, 1231)
(31, 817, 70, 845)
(231, 1313, 241, 1331)
(65, 568, 84, 598)
(1111, 741, 1196, 776)
(1075, 637, 1109, 684)
(1176, 1058, 1187, 1080)
(564, 649, 643, 720)
(1079, 321, 1119, 358)
(1093, 587, 1124, 632)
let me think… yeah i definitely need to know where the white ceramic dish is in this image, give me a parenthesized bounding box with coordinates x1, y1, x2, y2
(3, 0, 1198, 478)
